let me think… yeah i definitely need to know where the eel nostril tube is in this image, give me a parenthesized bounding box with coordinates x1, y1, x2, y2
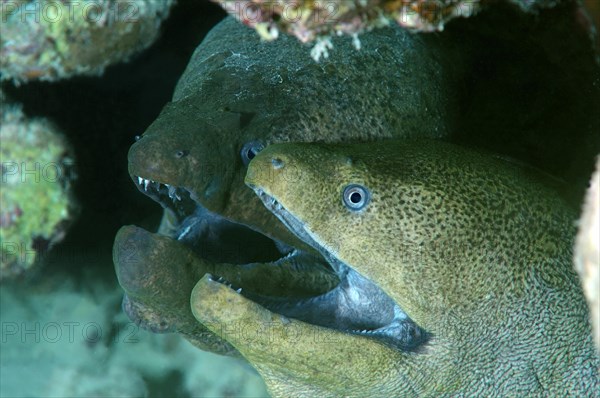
(271, 157, 285, 169)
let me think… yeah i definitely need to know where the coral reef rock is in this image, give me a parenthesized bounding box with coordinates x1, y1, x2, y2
(212, 0, 584, 56)
(0, 90, 77, 279)
(0, 0, 174, 83)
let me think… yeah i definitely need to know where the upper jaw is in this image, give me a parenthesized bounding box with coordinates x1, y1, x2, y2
(132, 174, 197, 222)
(252, 187, 317, 249)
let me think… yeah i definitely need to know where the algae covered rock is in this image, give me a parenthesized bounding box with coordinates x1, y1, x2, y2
(0, 91, 77, 279)
(212, 0, 587, 58)
(0, 0, 174, 83)
(213, 0, 480, 44)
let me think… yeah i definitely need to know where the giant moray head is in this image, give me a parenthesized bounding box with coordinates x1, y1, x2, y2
(117, 96, 443, 365)
(127, 95, 311, 254)
(128, 99, 237, 214)
(204, 139, 592, 396)
(244, 140, 579, 330)
(117, 94, 433, 359)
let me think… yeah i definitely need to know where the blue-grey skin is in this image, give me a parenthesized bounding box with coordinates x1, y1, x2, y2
(190, 139, 600, 397)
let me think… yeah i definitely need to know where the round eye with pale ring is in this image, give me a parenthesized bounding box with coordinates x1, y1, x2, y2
(241, 140, 265, 166)
(342, 184, 370, 211)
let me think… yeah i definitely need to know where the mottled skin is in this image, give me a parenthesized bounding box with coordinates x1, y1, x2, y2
(191, 139, 600, 396)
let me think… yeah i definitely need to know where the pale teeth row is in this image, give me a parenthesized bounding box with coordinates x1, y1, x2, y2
(136, 176, 181, 202)
(137, 176, 158, 191)
(168, 185, 181, 201)
(353, 329, 375, 334)
(258, 190, 282, 211)
(211, 276, 242, 294)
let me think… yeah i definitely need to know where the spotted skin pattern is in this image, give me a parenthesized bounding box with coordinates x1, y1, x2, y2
(195, 139, 600, 397)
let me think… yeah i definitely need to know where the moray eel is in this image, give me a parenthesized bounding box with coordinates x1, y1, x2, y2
(189, 139, 600, 396)
(115, 17, 465, 353)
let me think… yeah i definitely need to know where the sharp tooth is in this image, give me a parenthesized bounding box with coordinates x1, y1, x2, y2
(165, 183, 170, 188)
(236, 288, 242, 293)
(144, 179, 150, 191)
(168, 185, 176, 199)
(177, 225, 192, 241)
(137, 177, 143, 185)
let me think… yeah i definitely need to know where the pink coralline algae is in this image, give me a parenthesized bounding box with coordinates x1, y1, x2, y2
(212, 0, 482, 43)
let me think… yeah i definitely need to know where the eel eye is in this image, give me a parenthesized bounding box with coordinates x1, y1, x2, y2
(343, 184, 370, 211)
(241, 140, 265, 166)
(175, 150, 188, 159)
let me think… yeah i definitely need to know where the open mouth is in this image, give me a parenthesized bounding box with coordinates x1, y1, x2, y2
(133, 176, 284, 264)
(128, 175, 429, 351)
(135, 176, 194, 219)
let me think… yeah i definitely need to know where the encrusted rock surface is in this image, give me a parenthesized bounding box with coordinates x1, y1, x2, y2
(0, 90, 78, 279)
(0, 0, 174, 83)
